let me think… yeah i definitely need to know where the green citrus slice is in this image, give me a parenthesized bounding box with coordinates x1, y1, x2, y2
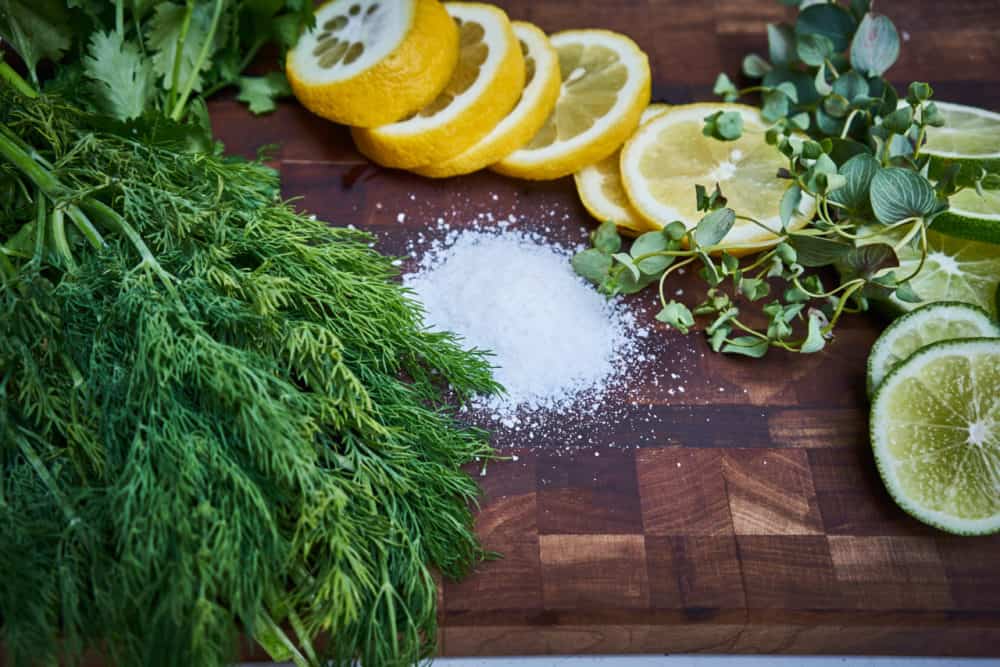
(933, 187, 1000, 245)
(871, 338, 1000, 535)
(867, 302, 999, 396)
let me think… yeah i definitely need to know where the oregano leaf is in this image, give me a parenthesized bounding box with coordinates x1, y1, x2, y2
(850, 13, 901, 77)
(869, 167, 938, 223)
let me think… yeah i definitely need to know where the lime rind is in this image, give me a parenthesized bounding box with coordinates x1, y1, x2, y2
(870, 337, 1000, 536)
(866, 301, 1000, 396)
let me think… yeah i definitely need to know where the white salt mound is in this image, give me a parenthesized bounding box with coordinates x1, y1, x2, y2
(404, 229, 643, 422)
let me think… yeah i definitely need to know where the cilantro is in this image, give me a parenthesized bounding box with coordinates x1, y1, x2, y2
(83, 31, 153, 121)
(147, 2, 216, 94)
(0, 0, 73, 82)
(237, 72, 292, 115)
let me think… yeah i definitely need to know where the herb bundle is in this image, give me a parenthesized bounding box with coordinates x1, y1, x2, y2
(1, 3, 499, 666)
(573, 0, 999, 357)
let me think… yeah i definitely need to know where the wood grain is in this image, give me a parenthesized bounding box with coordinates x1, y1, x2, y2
(210, 0, 1000, 658)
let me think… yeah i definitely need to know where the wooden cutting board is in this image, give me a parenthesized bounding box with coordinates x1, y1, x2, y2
(213, 0, 1000, 657)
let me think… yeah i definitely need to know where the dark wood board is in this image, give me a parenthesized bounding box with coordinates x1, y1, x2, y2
(210, 0, 1000, 658)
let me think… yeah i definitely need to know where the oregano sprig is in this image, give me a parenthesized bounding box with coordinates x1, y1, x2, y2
(574, 0, 998, 357)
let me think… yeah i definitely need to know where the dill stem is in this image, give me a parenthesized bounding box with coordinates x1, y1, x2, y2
(49, 207, 77, 272)
(81, 200, 177, 289)
(0, 127, 62, 195)
(31, 194, 47, 268)
(171, 0, 226, 121)
(0, 250, 16, 281)
(65, 205, 107, 249)
(0, 60, 37, 98)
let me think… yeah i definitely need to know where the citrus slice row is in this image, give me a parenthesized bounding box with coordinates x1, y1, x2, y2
(871, 338, 1000, 535)
(352, 2, 524, 169)
(620, 103, 815, 251)
(413, 21, 561, 178)
(287, 0, 458, 127)
(574, 103, 670, 234)
(493, 29, 651, 181)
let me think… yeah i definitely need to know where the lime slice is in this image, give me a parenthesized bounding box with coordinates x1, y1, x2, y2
(921, 101, 1000, 163)
(933, 187, 1000, 245)
(867, 302, 999, 396)
(871, 338, 1000, 535)
(890, 229, 1000, 318)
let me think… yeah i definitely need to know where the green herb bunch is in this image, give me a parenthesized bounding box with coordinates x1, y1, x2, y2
(0, 4, 503, 666)
(573, 0, 999, 357)
(1, 0, 310, 124)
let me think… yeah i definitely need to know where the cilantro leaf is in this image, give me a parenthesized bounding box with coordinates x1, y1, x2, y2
(147, 1, 216, 93)
(83, 31, 154, 121)
(236, 72, 292, 114)
(0, 0, 73, 81)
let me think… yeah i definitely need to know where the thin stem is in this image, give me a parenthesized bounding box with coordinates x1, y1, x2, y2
(200, 40, 267, 99)
(171, 0, 225, 121)
(656, 256, 696, 308)
(729, 318, 770, 340)
(31, 193, 47, 268)
(167, 0, 196, 112)
(115, 0, 125, 36)
(840, 109, 862, 139)
(81, 200, 176, 289)
(0, 60, 37, 98)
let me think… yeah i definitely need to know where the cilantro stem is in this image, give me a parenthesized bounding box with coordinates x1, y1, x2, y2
(201, 40, 267, 99)
(167, 1, 195, 113)
(171, 0, 226, 121)
(115, 0, 125, 36)
(0, 60, 37, 98)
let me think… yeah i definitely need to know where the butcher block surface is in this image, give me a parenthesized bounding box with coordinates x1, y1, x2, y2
(211, 0, 1000, 658)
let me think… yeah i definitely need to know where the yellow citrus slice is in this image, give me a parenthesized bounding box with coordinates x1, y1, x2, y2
(621, 103, 816, 252)
(574, 103, 671, 234)
(413, 21, 560, 178)
(286, 0, 458, 127)
(492, 29, 651, 181)
(351, 2, 524, 169)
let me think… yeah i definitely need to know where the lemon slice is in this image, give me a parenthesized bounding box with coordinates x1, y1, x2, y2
(621, 103, 815, 251)
(492, 29, 651, 181)
(413, 22, 560, 178)
(286, 0, 458, 127)
(574, 103, 671, 234)
(351, 2, 524, 169)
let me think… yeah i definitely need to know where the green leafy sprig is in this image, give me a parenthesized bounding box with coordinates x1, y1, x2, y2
(0, 0, 311, 123)
(574, 0, 999, 357)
